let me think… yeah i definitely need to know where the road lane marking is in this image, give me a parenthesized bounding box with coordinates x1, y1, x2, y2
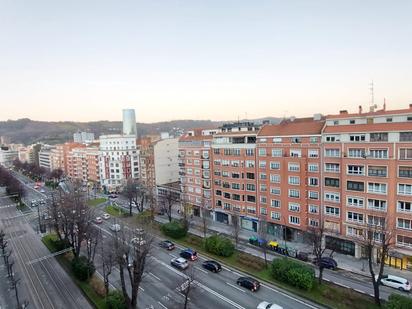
(226, 282, 245, 293)
(354, 288, 365, 294)
(169, 253, 178, 258)
(149, 272, 161, 281)
(139, 286, 145, 292)
(262, 284, 319, 309)
(157, 302, 168, 309)
(194, 266, 208, 274)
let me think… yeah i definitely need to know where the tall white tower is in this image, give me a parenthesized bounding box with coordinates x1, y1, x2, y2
(122, 109, 137, 136)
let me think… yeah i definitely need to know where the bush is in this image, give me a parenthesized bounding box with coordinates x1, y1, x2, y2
(204, 234, 235, 257)
(71, 256, 96, 281)
(271, 258, 315, 290)
(161, 221, 188, 239)
(106, 291, 127, 309)
(385, 293, 412, 309)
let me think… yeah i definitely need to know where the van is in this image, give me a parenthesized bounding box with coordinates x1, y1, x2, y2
(378, 274, 411, 291)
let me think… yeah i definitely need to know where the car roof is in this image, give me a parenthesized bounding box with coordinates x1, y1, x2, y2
(387, 275, 408, 282)
(176, 257, 187, 263)
(184, 248, 196, 253)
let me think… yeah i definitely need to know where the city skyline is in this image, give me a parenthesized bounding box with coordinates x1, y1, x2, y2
(1, 1, 411, 122)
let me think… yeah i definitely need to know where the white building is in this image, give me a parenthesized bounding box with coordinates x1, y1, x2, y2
(153, 137, 179, 186)
(122, 109, 137, 136)
(18, 146, 33, 163)
(99, 134, 139, 191)
(38, 146, 54, 170)
(73, 131, 95, 143)
(0, 147, 18, 167)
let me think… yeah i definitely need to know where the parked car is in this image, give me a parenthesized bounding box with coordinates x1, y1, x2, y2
(102, 213, 110, 220)
(110, 224, 121, 232)
(180, 248, 198, 261)
(314, 257, 338, 270)
(236, 276, 260, 292)
(159, 240, 175, 250)
(171, 257, 189, 270)
(202, 260, 222, 273)
(109, 193, 118, 199)
(257, 301, 283, 309)
(296, 251, 309, 262)
(378, 274, 411, 291)
(94, 217, 103, 224)
(31, 201, 38, 207)
(40, 189, 45, 193)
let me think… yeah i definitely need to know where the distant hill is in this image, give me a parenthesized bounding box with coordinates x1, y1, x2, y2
(0, 117, 281, 145)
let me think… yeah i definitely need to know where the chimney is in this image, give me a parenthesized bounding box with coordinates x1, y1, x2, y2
(409, 104, 412, 109)
(383, 98, 386, 111)
(313, 113, 322, 121)
(358, 105, 363, 114)
(339, 110, 348, 115)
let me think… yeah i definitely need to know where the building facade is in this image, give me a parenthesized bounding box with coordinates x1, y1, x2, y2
(0, 147, 18, 167)
(153, 137, 179, 186)
(73, 131, 95, 143)
(122, 109, 137, 136)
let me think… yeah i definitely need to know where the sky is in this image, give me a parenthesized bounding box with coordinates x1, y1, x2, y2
(0, 0, 411, 123)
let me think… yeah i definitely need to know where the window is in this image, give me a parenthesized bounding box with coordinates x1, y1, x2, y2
(399, 148, 412, 160)
(271, 212, 281, 220)
(288, 176, 300, 185)
(271, 149, 283, 157)
(347, 196, 364, 208)
(231, 160, 240, 167)
(325, 163, 340, 172)
(397, 235, 412, 248)
(349, 134, 366, 142)
(370, 133, 388, 142)
(258, 148, 266, 157)
(271, 200, 281, 208)
(386, 118, 393, 123)
(232, 194, 241, 201)
(246, 172, 255, 179)
(308, 163, 319, 172)
(291, 137, 301, 143)
(347, 226, 364, 238)
(246, 149, 254, 156)
(259, 172, 267, 180)
(270, 162, 280, 170)
(350, 119, 356, 124)
(399, 166, 412, 178)
(288, 203, 300, 212)
(215, 190, 222, 196)
(325, 135, 340, 142)
(347, 165, 364, 175)
(245, 160, 255, 168)
(288, 189, 300, 198)
(397, 218, 412, 231)
(309, 191, 319, 200)
(309, 219, 319, 227)
(246, 195, 256, 203)
(309, 205, 319, 213)
(290, 149, 301, 157)
(222, 171, 229, 177)
(270, 174, 280, 183)
(325, 206, 340, 217)
(400, 132, 412, 142)
(260, 196, 267, 204)
(272, 137, 282, 143)
(370, 149, 388, 159)
(309, 177, 318, 186)
(368, 182, 387, 194)
(260, 207, 267, 215)
(232, 172, 240, 179)
(310, 137, 319, 143)
(288, 163, 300, 172)
(308, 149, 319, 158)
(368, 216, 385, 227)
(231, 183, 240, 190)
(325, 148, 340, 157)
(347, 212, 364, 223)
(368, 166, 387, 177)
(398, 184, 412, 195)
(348, 148, 366, 158)
(324, 192, 340, 203)
(270, 187, 281, 195)
(398, 201, 412, 213)
(325, 177, 340, 187)
(246, 183, 256, 191)
(367, 199, 387, 211)
(347, 181, 365, 192)
(289, 216, 300, 225)
(223, 192, 231, 199)
(246, 207, 256, 214)
(260, 184, 267, 192)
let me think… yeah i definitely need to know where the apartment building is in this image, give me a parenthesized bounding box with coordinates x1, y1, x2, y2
(179, 129, 215, 217)
(50, 142, 85, 173)
(38, 146, 55, 170)
(137, 135, 160, 191)
(0, 147, 18, 167)
(256, 116, 325, 241)
(67, 146, 100, 184)
(99, 134, 139, 192)
(321, 104, 412, 268)
(211, 122, 261, 230)
(153, 137, 179, 186)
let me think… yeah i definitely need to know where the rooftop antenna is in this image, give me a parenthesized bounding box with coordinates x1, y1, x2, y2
(369, 80, 374, 106)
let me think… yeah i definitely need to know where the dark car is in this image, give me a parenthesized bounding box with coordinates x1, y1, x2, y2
(236, 276, 260, 292)
(180, 248, 198, 261)
(296, 251, 309, 262)
(159, 240, 175, 250)
(202, 260, 222, 273)
(314, 257, 338, 270)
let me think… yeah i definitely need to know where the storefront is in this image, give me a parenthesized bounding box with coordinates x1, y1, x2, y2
(383, 249, 410, 270)
(241, 216, 258, 232)
(215, 211, 229, 224)
(325, 236, 355, 256)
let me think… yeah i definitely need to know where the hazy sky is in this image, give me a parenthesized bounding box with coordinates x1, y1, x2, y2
(1, 0, 411, 123)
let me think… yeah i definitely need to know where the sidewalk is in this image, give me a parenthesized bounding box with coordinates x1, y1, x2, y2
(156, 210, 412, 284)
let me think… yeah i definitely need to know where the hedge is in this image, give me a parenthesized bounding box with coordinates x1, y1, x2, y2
(106, 291, 127, 309)
(270, 258, 315, 290)
(161, 221, 188, 239)
(385, 293, 412, 309)
(204, 234, 235, 257)
(71, 256, 96, 281)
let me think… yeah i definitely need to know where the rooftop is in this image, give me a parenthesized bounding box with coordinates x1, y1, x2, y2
(258, 117, 325, 137)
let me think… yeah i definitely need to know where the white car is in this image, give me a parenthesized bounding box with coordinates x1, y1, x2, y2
(377, 274, 411, 291)
(110, 224, 121, 232)
(40, 189, 45, 193)
(94, 217, 103, 224)
(102, 213, 111, 220)
(171, 257, 189, 270)
(257, 302, 283, 309)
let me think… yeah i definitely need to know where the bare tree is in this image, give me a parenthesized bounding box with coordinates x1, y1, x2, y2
(232, 213, 241, 249)
(122, 179, 137, 217)
(257, 215, 269, 268)
(307, 221, 331, 284)
(200, 207, 210, 238)
(160, 189, 180, 223)
(85, 225, 100, 264)
(113, 224, 154, 309)
(179, 266, 196, 309)
(100, 233, 114, 297)
(356, 216, 395, 306)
